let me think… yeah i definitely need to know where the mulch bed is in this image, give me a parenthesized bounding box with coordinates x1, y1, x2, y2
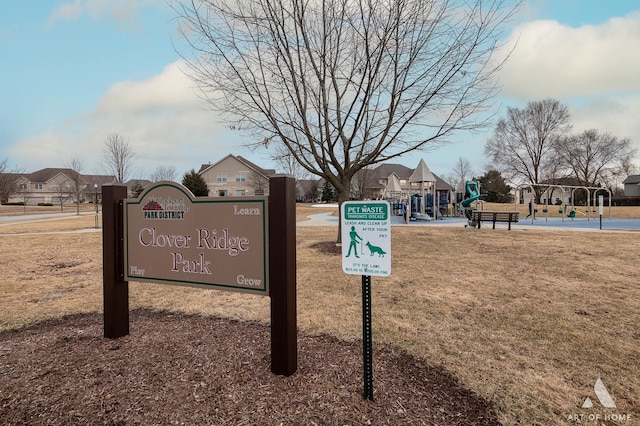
(309, 241, 342, 255)
(0, 310, 499, 425)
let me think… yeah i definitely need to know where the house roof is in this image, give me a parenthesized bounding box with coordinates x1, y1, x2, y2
(198, 154, 276, 177)
(28, 168, 80, 183)
(370, 161, 454, 192)
(539, 177, 585, 187)
(623, 175, 640, 184)
(432, 172, 454, 191)
(236, 155, 276, 176)
(86, 174, 118, 186)
(125, 179, 152, 188)
(370, 163, 413, 180)
(17, 169, 115, 186)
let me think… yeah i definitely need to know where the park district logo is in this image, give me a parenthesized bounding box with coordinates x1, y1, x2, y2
(142, 196, 190, 220)
(565, 378, 633, 423)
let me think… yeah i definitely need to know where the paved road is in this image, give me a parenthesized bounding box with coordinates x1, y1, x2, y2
(4, 210, 639, 232)
(0, 211, 96, 223)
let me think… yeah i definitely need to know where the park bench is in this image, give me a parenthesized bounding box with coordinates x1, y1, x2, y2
(471, 211, 519, 230)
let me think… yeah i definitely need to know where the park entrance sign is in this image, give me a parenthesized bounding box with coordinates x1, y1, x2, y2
(124, 182, 268, 295)
(341, 201, 391, 277)
(103, 176, 297, 377)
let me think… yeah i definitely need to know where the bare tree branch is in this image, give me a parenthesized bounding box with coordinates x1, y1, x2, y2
(176, 0, 521, 202)
(555, 129, 636, 188)
(65, 157, 84, 215)
(484, 98, 571, 200)
(0, 158, 22, 204)
(151, 165, 178, 182)
(103, 133, 135, 183)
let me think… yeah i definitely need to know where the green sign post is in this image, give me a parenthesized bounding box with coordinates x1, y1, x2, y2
(341, 201, 391, 400)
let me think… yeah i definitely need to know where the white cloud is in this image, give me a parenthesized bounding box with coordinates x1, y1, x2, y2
(7, 60, 267, 179)
(486, 12, 640, 170)
(96, 61, 196, 112)
(498, 12, 640, 98)
(569, 94, 640, 149)
(47, 0, 162, 27)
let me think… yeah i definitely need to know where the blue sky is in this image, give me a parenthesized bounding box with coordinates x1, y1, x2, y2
(2, 0, 640, 183)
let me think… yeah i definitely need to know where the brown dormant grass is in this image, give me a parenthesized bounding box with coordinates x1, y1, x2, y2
(1, 204, 638, 425)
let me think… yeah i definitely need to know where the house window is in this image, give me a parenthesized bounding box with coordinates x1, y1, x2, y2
(34, 184, 43, 190)
(235, 173, 246, 182)
(19, 183, 27, 190)
(216, 174, 227, 182)
(255, 189, 264, 196)
(218, 190, 228, 196)
(236, 190, 246, 196)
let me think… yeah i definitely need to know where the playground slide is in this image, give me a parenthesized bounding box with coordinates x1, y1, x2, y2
(461, 181, 480, 208)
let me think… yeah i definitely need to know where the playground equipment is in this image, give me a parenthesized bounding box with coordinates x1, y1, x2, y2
(515, 184, 611, 224)
(397, 193, 449, 222)
(462, 180, 519, 229)
(462, 180, 480, 227)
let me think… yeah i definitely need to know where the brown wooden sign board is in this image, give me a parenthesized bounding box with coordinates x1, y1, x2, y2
(124, 182, 268, 295)
(103, 176, 297, 376)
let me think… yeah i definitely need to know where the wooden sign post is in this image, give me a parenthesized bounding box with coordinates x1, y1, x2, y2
(102, 176, 297, 376)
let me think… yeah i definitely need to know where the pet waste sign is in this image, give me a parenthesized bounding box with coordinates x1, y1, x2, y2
(341, 201, 391, 277)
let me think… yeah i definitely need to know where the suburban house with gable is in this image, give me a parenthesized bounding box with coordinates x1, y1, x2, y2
(7, 168, 115, 205)
(364, 162, 454, 203)
(198, 154, 276, 197)
(622, 175, 640, 196)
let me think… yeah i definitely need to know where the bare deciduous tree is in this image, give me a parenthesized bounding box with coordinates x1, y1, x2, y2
(176, 0, 521, 239)
(352, 167, 375, 200)
(248, 171, 269, 196)
(451, 157, 474, 192)
(151, 165, 178, 182)
(51, 179, 73, 211)
(66, 158, 84, 215)
(304, 179, 320, 202)
(103, 133, 135, 183)
(0, 158, 21, 204)
(15, 182, 32, 213)
(555, 129, 636, 189)
(484, 99, 571, 201)
(272, 144, 309, 180)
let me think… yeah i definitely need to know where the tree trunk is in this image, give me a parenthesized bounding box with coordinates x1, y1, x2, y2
(335, 187, 352, 244)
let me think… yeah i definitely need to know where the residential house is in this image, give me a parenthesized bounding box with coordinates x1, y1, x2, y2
(198, 154, 276, 197)
(194, 155, 455, 204)
(364, 163, 413, 199)
(365, 162, 454, 203)
(126, 179, 153, 198)
(622, 175, 640, 196)
(8, 168, 115, 205)
(296, 179, 322, 202)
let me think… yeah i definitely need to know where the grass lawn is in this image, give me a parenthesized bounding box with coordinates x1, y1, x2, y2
(1, 204, 638, 424)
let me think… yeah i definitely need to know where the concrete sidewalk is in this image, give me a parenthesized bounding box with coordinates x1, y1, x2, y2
(298, 212, 640, 232)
